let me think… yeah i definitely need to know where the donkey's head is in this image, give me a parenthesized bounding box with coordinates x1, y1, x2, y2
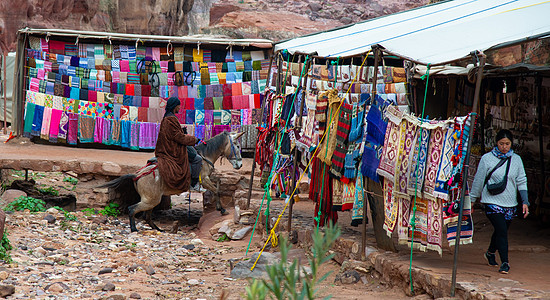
(225, 131, 244, 169)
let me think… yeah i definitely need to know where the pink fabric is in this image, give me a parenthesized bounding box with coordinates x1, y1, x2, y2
(49, 109, 62, 138)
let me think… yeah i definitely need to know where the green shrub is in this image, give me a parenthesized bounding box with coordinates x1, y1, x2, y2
(52, 206, 78, 222)
(81, 208, 96, 216)
(63, 176, 78, 185)
(37, 186, 59, 196)
(0, 231, 12, 263)
(245, 222, 341, 300)
(5, 196, 46, 212)
(99, 203, 120, 217)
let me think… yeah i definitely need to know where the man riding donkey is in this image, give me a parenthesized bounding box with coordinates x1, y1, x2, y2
(156, 97, 205, 193)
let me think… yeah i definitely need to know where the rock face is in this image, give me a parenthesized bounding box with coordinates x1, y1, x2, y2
(0, 0, 430, 52)
(0, 0, 198, 52)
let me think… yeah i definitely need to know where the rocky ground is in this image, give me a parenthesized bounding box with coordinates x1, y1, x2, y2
(0, 169, 410, 300)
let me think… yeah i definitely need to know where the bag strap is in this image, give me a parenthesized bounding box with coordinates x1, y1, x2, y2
(484, 156, 511, 186)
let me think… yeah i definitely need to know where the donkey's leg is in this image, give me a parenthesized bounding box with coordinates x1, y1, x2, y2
(132, 171, 164, 232)
(144, 210, 163, 232)
(200, 175, 227, 215)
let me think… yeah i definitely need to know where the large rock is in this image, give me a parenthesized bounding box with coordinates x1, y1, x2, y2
(230, 252, 279, 279)
(0, 189, 27, 207)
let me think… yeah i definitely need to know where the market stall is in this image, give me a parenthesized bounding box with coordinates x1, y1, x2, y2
(12, 28, 274, 151)
(246, 0, 550, 297)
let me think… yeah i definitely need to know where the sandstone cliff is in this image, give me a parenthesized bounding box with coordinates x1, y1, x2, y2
(0, 0, 431, 52)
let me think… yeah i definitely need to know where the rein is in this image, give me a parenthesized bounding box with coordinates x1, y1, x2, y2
(134, 162, 157, 181)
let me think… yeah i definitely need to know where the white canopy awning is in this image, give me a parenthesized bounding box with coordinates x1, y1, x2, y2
(275, 0, 550, 65)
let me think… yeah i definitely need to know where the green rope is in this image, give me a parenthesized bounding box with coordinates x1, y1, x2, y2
(409, 63, 431, 294)
(246, 52, 309, 255)
(331, 57, 340, 86)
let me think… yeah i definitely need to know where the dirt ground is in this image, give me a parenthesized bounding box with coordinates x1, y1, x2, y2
(0, 134, 410, 299)
(0, 169, 410, 300)
(1, 133, 550, 299)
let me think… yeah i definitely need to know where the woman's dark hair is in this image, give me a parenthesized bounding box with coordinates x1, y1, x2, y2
(495, 129, 513, 144)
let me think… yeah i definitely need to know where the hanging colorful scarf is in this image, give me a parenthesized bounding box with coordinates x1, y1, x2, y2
(309, 157, 338, 227)
(78, 115, 95, 143)
(130, 122, 140, 150)
(48, 109, 62, 143)
(67, 113, 79, 145)
(40, 107, 52, 140)
(23, 102, 36, 138)
(330, 100, 352, 179)
(351, 171, 365, 226)
(120, 120, 131, 148)
(317, 90, 341, 165)
(94, 117, 105, 143)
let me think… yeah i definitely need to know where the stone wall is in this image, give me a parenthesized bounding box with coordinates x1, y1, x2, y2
(0, 0, 197, 52)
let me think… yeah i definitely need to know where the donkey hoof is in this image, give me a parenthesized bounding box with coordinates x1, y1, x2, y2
(130, 228, 139, 233)
(220, 208, 228, 216)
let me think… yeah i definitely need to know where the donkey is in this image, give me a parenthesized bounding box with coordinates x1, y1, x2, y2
(99, 131, 244, 232)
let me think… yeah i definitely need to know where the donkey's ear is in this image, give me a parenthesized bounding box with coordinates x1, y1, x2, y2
(234, 131, 245, 139)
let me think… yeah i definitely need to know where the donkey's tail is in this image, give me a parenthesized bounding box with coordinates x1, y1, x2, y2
(96, 174, 140, 213)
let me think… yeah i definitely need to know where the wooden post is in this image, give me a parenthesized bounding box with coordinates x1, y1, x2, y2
(451, 51, 486, 297)
(246, 54, 275, 209)
(536, 76, 545, 215)
(368, 46, 396, 252)
(288, 56, 311, 232)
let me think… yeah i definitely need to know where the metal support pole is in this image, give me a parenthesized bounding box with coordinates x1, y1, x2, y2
(246, 54, 275, 209)
(451, 51, 486, 297)
(288, 56, 311, 232)
(361, 177, 369, 260)
(536, 76, 545, 215)
(3, 53, 7, 134)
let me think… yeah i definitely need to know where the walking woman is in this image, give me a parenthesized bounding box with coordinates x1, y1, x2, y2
(470, 129, 529, 274)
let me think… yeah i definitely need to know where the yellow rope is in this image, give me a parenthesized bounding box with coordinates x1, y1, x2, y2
(251, 50, 372, 270)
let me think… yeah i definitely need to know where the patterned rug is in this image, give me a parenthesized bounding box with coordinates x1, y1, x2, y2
(445, 195, 473, 246)
(397, 195, 411, 244)
(434, 124, 458, 199)
(423, 125, 446, 199)
(377, 121, 401, 182)
(383, 180, 399, 237)
(427, 198, 443, 255)
(407, 127, 431, 196)
(394, 119, 417, 196)
(407, 197, 429, 252)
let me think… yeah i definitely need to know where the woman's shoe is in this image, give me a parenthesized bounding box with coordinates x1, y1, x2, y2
(484, 252, 498, 266)
(499, 262, 510, 274)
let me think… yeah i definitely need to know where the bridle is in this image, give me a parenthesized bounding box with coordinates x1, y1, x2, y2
(226, 134, 241, 164)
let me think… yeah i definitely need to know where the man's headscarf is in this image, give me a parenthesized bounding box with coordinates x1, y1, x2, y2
(164, 97, 180, 117)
